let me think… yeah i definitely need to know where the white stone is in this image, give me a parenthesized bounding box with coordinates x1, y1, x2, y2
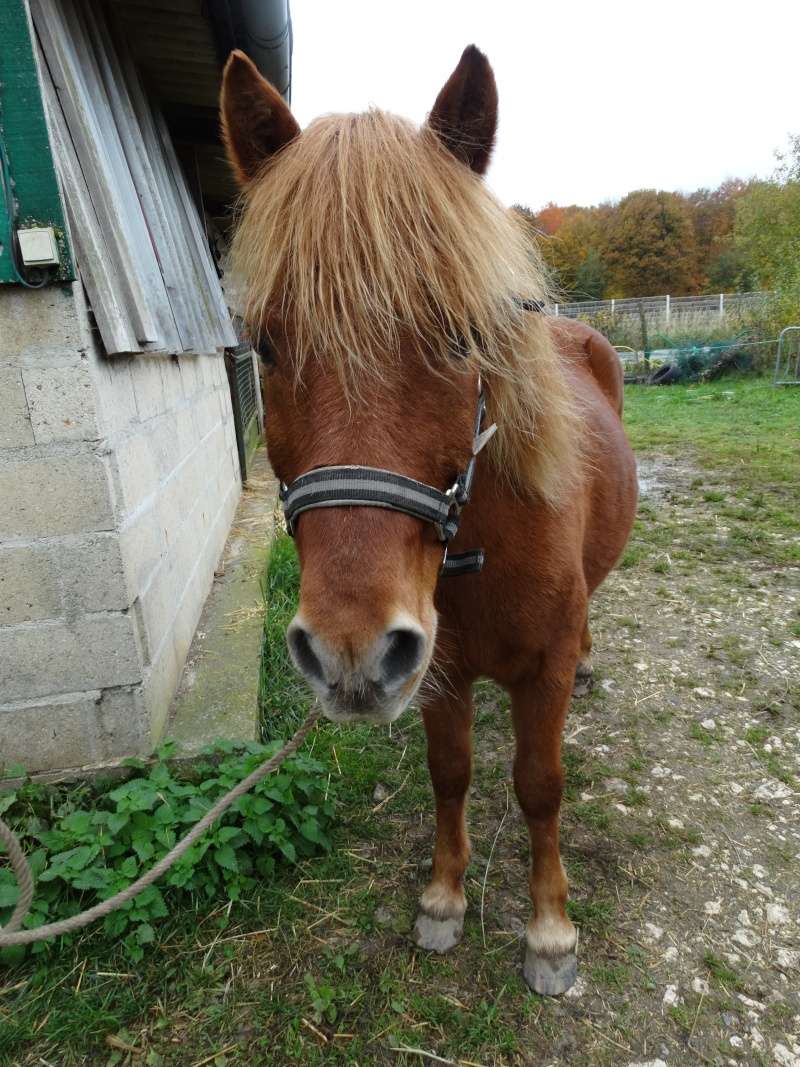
(753, 781, 792, 801)
(752, 863, 768, 879)
(651, 765, 671, 778)
(604, 778, 629, 795)
(766, 903, 790, 925)
(730, 782, 744, 796)
(737, 910, 752, 927)
(564, 976, 587, 1000)
(693, 844, 711, 858)
(634, 661, 648, 672)
(692, 686, 715, 698)
(737, 994, 765, 1012)
(701, 717, 716, 730)
(625, 1061, 667, 1067)
(729, 1036, 743, 1050)
(644, 923, 664, 942)
(691, 977, 710, 995)
(773, 1043, 800, 1067)
(776, 948, 799, 969)
(732, 928, 757, 948)
(704, 900, 722, 915)
(662, 984, 680, 1007)
(663, 946, 679, 962)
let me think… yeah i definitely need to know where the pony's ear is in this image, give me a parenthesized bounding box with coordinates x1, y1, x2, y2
(427, 45, 498, 176)
(220, 50, 300, 186)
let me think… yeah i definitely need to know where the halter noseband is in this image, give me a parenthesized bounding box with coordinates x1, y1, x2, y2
(278, 297, 544, 577)
(280, 387, 493, 576)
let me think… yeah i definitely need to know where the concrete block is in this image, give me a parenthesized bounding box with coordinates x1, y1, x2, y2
(0, 449, 114, 540)
(89, 355, 140, 437)
(21, 363, 99, 443)
(0, 614, 142, 702)
(118, 505, 165, 601)
(95, 686, 149, 758)
(0, 686, 150, 773)
(137, 546, 189, 663)
(174, 405, 198, 466)
(177, 355, 200, 398)
(0, 285, 83, 360)
(61, 533, 130, 613)
(145, 637, 181, 742)
(114, 432, 160, 516)
(0, 693, 99, 772)
(195, 390, 221, 440)
(132, 357, 168, 422)
(0, 368, 34, 447)
(147, 414, 183, 482)
(0, 544, 62, 625)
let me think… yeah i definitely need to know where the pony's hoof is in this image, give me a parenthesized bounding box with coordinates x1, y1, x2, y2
(412, 913, 463, 953)
(573, 669, 593, 698)
(523, 948, 577, 996)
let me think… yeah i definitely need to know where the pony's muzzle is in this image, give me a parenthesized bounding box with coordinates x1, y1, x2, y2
(286, 615, 428, 720)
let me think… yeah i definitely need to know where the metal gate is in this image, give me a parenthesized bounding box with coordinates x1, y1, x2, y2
(226, 344, 262, 481)
(774, 326, 800, 386)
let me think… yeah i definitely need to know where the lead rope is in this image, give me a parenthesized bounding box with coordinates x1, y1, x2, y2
(0, 707, 321, 947)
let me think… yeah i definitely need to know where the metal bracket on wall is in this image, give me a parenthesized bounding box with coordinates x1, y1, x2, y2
(0, 0, 74, 285)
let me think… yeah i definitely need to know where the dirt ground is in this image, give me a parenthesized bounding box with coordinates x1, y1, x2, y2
(4, 401, 799, 1067)
(349, 451, 800, 1066)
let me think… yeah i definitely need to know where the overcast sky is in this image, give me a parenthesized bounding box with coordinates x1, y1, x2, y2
(290, 0, 799, 209)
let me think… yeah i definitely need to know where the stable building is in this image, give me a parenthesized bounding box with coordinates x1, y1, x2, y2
(0, 0, 290, 773)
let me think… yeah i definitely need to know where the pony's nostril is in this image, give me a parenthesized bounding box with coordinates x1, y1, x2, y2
(381, 627, 425, 685)
(287, 625, 325, 684)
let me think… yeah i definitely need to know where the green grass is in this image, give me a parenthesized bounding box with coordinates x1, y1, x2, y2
(622, 377, 800, 569)
(624, 377, 800, 490)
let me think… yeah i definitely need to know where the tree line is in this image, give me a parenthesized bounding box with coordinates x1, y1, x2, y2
(514, 135, 800, 304)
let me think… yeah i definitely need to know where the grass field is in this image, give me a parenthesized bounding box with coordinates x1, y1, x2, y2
(1, 377, 799, 1066)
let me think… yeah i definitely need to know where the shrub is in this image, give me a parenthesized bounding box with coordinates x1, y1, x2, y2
(0, 736, 335, 964)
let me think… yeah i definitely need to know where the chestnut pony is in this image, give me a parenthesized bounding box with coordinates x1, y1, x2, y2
(221, 46, 637, 995)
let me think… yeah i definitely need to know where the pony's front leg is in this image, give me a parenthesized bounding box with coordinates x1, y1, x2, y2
(412, 678, 473, 954)
(510, 659, 578, 996)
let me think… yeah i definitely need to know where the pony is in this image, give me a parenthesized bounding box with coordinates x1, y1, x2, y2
(220, 45, 637, 995)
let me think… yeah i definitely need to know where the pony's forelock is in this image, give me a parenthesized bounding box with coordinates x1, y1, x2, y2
(230, 109, 580, 502)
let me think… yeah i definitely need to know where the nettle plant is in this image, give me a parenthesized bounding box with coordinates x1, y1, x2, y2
(0, 739, 335, 963)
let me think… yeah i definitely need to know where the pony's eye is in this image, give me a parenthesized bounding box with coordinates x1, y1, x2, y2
(253, 335, 276, 366)
(450, 324, 485, 358)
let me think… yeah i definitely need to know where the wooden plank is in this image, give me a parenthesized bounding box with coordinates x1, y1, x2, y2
(31, 0, 168, 351)
(154, 110, 237, 352)
(83, 1, 193, 351)
(38, 59, 141, 353)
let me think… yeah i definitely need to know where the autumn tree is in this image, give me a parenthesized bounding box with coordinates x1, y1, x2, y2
(603, 190, 698, 296)
(574, 248, 607, 300)
(686, 180, 750, 290)
(733, 179, 800, 288)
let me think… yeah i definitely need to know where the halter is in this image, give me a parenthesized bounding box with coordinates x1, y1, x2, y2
(279, 297, 544, 577)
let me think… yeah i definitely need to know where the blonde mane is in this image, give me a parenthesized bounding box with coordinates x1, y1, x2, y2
(230, 109, 580, 502)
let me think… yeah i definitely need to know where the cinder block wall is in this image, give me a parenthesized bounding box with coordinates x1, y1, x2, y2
(0, 282, 241, 773)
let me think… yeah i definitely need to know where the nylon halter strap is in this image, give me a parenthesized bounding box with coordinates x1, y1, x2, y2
(280, 385, 494, 576)
(278, 297, 544, 577)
